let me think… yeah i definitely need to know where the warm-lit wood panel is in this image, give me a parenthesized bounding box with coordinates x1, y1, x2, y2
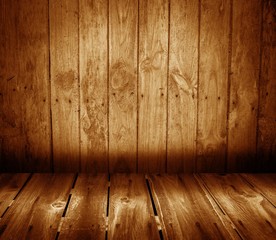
(167, 0, 198, 173)
(59, 174, 108, 239)
(50, 0, 80, 171)
(0, 174, 74, 239)
(228, 0, 262, 172)
(138, 0, 168, 173)
(197, 0, 230, 172)
(0, 0, 275, 173)
(201, 174, 276, 239)
(149, 174, 238, 239)
(0, 174, 30, 216)
(257, 0, 276, 172)
(0, 0, 26, 171)
(109, 0, 138, 173)
(79, 0, 108, 172)
(241, 173, 276, 206)
(108, 174, 159, 239)
(18, 0, 51, 171)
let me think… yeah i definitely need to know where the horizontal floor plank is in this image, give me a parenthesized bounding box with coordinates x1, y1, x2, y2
(108, 174, 159, 240)
(148, 174, 238, 239)
(59, 174, 108, 240)
(241, 173, 276, 206)
(0, 174, 74, 239)
(0, 173, 30, 217)
(200, 174, 276, 239)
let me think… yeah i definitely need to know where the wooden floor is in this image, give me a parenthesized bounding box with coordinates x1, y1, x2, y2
(0, 174, 275, 239)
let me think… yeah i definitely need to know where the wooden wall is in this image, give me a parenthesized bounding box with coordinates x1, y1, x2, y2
(0, 0, 275, 173)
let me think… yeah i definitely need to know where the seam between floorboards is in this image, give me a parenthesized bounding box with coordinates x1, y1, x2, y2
(194, 174, 244, 240)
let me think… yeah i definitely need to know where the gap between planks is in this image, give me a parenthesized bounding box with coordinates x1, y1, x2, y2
(0, 174, 33, 220)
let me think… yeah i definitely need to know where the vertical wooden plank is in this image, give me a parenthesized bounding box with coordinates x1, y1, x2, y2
(108, 174, 159, 239)
(197, 0, 230, 172)
(109, 0, 138, 173)
(18, 0, 51, 171)
(79, 0, 108, 172)
(257, 0, 276, 171)
(138, 0, 168, 173)
(50, 0, 80, 171)
(0, 174, 74, 239)
(228, 0, 262, 172)
(0, 174, 30, 216)
(168, 0, 198, 173)
(59, 174, 108, 239)
(0, 0, 25, 171)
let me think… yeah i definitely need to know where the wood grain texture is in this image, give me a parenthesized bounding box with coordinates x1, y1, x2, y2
(257, 0, 276, 171)
(168, 0, 198, 173)
(108, 174, 159, 239)
(59, 174, 108, 239)
(138, 0, 168, 173)
(0, 0, 25, 171)
(201, 174, 276, 239)
(109, 0, 138, 173)
(50, 0, 80, 171)
(197, 0, 230, 172)
(149, 174, 237, 239)
(0, 174, 74, 239)
(79, 0, 108, 172)
(0, 174, 29, 217)
(18, 0, 51, 171)
(241, 173, 276, 206)
(228, 0, 262, 172)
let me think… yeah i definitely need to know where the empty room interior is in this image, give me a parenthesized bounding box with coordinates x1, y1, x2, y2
(0, 0, 275, 239)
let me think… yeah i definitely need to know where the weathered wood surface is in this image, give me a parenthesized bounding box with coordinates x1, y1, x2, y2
(0, 0, 27, 171)
(197, 0, 230, 172)
(0, 174, 29, 217)
(241, 173, 276, 206)
(257, 0, 276, 172)
(79, 0, 108, 172)
(0, 0, 51, 172)
(167, 0, 198, 173)
(200, 174, 276, 239)
(17, 0, 51, 172)
(1, 0, 275, 173)
(138, 0, 168, 173)
(108, 174, 159, 239)
(109, 0, 138, 173)
(227, 0, 262, 172)
(0, 174, 74, 239)
(149, 174, 238, 239)
(59, 174, 108, 239)
(50, 0, 80, 171)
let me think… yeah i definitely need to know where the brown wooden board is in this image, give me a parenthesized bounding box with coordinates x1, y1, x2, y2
(109, 0, 138, 173)
(167, 0, 198, 173)
(0, 174, 30, 217)
(59, 174, 108, 239)
(17, 0, 51, 171)
(257, 0, 276, 171)
(138, 0, 168, 173)
(197, 0, 230, 172)
(148, 174, 238, 239)
(241, 173, 276, 206)
(50, 0, 80, 171)
(108, 174, 159, 239)
(228, 0, 262, 172)
(200, 174, 276, 239)
(0, 0, 25, 171)
(0, 174, 74, 239)
(79, 0, 108, 172)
